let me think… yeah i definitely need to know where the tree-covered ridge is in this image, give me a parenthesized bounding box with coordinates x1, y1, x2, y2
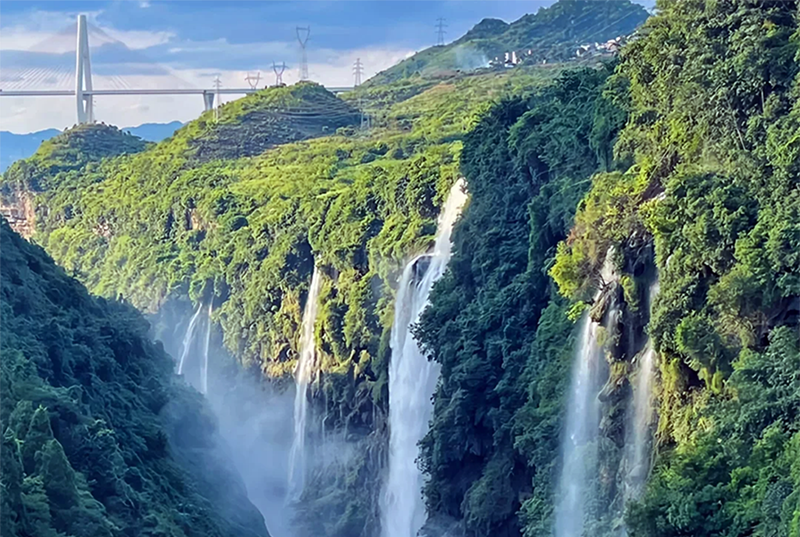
(1, 124, 147, 195)
(182, 82, 361, 162)
(369, 0, 648, 85)
(0, 219, 268, 537)
(416, 65, 629, 537)
(5, 63, 561, 536)
(546, 0, 800, 534)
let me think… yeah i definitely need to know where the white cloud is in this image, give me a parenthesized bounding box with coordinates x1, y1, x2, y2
(0, 9, 173, 52)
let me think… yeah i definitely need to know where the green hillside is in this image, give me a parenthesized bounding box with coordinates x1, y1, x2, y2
(369, 0, 648, 85)
(6, 0, 800, 536)
(0, 219, 268, 537)
(1, 59, 562, 536)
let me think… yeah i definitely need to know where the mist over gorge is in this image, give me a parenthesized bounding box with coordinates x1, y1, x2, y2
(3, 1, 800, 537)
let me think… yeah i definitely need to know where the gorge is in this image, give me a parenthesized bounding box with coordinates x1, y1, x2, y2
(3, 1, 800, 537)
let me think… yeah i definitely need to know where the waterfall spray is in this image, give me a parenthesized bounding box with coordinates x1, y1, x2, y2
(382, 179, 468, 537)
(624, 280, 660, 500)
(287, 265, 323, 501)
(177, 303, 203, 375)
(201, 303, 213, 395)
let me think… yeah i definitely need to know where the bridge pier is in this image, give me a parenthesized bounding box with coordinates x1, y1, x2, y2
(203, 91, 215, 112)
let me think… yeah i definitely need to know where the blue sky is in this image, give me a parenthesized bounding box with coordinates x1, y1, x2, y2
(0, 1, 652, 132)
(1, 1, 562, 53)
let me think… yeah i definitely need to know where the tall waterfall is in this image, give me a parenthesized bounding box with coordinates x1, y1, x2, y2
(382, 179, 468, 537)
(287, 265, 323, 501)
(201, 303, 213, 395)
(624, 280, 660, 500)
(554, 312, 607, 537)
(177, 303, 203, 375)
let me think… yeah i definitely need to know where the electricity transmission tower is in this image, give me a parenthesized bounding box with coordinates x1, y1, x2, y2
(436, 17, 447, 46)
(272, 61, 286, 86)
(353, 58, 364, 87)
(212, 76, 222, 121)
(296, 26, 311, 81)
(245, 71, 261, 89)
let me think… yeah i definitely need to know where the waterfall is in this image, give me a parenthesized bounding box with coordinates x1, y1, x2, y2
(554, 312, 608, 537)
(382, 179, 468, 537)
(624, 280, 660, 500)
(177, 303, 203, 375)
(201, 303, 213, 395)
(287, 265, 323, 501)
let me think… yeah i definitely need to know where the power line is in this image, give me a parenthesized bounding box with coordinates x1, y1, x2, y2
(436, 17, 447, 46)
(296, 26, 311, 81)
(353, 58, 364, 87)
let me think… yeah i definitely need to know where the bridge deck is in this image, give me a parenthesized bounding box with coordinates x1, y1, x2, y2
(0, 87, 353, 97)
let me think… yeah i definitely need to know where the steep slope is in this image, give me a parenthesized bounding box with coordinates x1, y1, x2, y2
(0, 124, 148, 239)
(416, 65, 629, 537)
(0, 219, 269, 537)
(369, 0, 648, 85)
(544, 0, 800, 535)
(9, 63, 561, 536)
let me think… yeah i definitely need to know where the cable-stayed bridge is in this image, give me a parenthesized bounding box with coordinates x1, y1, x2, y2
(0, 14, 352, 125)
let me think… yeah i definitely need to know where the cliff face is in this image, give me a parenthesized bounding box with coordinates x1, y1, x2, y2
(0, 190, 35, 238)
(545, 1, 800, 535)
(0, 219, 269, 537)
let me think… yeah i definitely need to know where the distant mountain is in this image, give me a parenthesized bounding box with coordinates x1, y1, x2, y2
(1, 121, 183, 173)
(369, 0, 649, 84)
(0, 129, 60, 173)
(123, 120, 184, 142)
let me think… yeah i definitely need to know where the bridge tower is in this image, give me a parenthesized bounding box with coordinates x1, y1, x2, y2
(75, 14, 94, 124)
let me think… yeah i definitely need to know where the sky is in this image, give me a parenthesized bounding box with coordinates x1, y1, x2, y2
(0, 0, 651, 133)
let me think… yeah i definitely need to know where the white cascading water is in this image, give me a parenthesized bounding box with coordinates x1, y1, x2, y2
(382, 179, 468, 537)
(177, 303, 203, 375)
(554, 313, 606, 537)
(624, 280, 660, 500)
(201, 303, 213, 394)
(287, 265, 323, 501)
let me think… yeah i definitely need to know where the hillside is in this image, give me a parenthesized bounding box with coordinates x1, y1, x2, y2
(369, 0, 648, 85)
(0, 123, 182, 175)
(6, 0, 800, 536)
(0, 219, 268, 537)
(2, 60, 562, 536)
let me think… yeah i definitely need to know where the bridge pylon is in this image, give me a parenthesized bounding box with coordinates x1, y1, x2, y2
(75, 14, 94, 124)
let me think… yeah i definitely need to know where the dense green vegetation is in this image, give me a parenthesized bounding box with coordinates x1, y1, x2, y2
(6, 0, 800, 535)
(2, 65, 561, 536)
(547, 0, 800, 535)
(416, 64, 628, 537)
(0, 219, 267, 537)
(369, 0, 648, 85)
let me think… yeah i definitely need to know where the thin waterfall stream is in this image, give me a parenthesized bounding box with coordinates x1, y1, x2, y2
(624, 279, 659, 501)
(177, 303, 203, 375)
(287, 265, 323, 502)
(382, 179, 468, 537)
(201, 302, 213, 395)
